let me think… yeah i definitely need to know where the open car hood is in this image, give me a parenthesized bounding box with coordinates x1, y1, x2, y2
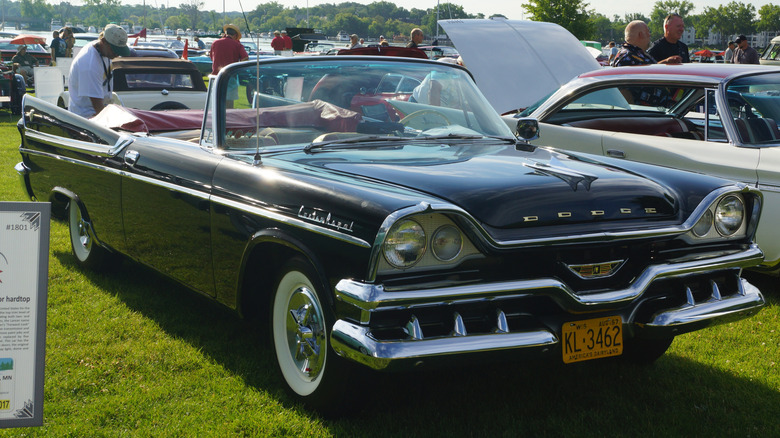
(439, 18, 600, 114)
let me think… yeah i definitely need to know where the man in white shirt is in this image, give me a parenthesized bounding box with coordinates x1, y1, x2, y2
(68, 24, 130, 118)
(724, 41, 735, 63)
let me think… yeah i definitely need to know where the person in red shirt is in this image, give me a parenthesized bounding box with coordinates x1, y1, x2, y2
(281, 30, 293, 53)
(209, 24, 249, 107)
(270, 30, 284, 55)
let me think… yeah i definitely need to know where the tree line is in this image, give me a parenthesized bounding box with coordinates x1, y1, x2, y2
(9, 0, 780, 45)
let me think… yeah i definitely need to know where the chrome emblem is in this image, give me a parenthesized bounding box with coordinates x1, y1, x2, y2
(566, 260, 625, 279)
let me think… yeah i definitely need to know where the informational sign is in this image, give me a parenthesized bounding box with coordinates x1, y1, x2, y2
(0, 202, 49, 428)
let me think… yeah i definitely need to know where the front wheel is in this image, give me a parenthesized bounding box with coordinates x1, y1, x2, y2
(270, 257, 350, 410)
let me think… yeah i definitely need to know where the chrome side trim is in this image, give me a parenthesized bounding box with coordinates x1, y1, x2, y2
(340, 244, 763, 323)
(20, 148, 124, 176)
(24, 130, 117, 156)
(331, 320, 558, 370)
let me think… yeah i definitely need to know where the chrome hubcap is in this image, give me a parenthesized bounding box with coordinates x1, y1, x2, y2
(287, 287, 325, 379)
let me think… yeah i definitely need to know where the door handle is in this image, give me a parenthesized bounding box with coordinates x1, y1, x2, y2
(125, 149, 140, 165)
(606, 149, 625, 158)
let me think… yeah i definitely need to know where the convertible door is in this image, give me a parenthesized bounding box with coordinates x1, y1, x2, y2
(120, 138, 220, 297)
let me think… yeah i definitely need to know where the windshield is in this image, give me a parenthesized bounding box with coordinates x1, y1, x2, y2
(205, 58, 514, 150)
(727, 72, 780, 144)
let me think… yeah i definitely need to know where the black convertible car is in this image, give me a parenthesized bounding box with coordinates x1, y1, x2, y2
(16, 55, 765, 409)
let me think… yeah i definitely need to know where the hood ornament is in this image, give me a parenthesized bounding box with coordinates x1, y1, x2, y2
(524, 156, 598, 191)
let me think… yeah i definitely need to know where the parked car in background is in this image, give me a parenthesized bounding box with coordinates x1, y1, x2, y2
(507, 64, 780, 275)
(303, 41, 335, 55)
(58, 57, 207, 110)
(0, 40, 51, 66)
(760, 35, 780, 66)
(16, 55, 765, 410)
(445, 18, 780, 275)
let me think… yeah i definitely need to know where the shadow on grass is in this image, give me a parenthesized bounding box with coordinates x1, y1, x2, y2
(52, 248, 780, 435)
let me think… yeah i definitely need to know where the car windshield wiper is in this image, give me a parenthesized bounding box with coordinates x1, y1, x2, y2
(304, 133, 518, 153)
(304, 135, 410, 153)
(418, 133, 518, 144)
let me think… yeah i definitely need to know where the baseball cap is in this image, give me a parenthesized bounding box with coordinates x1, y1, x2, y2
(735, 35, 746, 44)
(102, 24, 130, 57)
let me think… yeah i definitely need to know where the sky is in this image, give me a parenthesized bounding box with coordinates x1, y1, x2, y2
(172, 0, 778, 22)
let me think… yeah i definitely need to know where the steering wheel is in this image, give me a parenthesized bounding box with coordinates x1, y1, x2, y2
(399, 110, 451, 131)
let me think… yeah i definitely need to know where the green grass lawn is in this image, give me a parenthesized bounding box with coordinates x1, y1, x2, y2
(0, 113, 778, 436)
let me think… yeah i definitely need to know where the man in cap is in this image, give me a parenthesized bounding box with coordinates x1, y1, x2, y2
(209, 24, 249, 107)
(209, 23, 249, 75)
(11, 45, 39, 83)
(67, 23, 130, 118)
(271, 30, 284, 55)
(734, 35, 759, 64)
(281, 30, 293, 53)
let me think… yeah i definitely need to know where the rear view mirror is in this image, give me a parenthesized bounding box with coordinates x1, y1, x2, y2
(515, 118, 539, 142)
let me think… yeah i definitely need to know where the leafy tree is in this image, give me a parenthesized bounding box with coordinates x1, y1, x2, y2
(587, 12, 614, 41)
(522, 0, 593, 39)
(699, 2, 756, 43)
(82, 0, 122, 28)
(757, 4, 780, 32)
(20, 0, 52, 28)
(179, 0, 203, 30)
(648, 0, 695, 38)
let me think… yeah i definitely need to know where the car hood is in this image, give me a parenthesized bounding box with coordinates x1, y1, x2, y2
(286, 144, 679, 231)
(439, 18, 600, 115)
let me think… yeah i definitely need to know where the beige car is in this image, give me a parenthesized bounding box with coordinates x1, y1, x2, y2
(760, 35, 780, 66)
(58, 57, 207, 110)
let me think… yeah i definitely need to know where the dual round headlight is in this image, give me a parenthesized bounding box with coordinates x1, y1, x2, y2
(692, 195, 744, 237)
(383, 220, 463, 268)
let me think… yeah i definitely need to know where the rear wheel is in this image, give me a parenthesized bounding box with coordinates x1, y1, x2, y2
(68, 201, 115, 270)
(270, 256, 349, 411)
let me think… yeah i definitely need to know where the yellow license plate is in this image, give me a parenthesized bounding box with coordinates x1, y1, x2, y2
(562, 316, 623, 364)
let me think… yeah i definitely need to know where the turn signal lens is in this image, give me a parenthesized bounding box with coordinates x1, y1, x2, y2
(692, 208, 713, 237)
(383, 220, 426, 268)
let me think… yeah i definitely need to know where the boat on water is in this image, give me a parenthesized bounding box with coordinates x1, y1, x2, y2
(50, 19, 61, 32)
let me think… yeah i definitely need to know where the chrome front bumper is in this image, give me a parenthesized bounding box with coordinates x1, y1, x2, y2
(330, 245, 765, 370)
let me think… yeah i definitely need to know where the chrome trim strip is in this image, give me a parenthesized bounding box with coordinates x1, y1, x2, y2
(20, 148, 124, 176)
(339, 244, 763, 323)
(211, 195, 371, 248)
(330, 320, 558, 370)
(25, 130, 117, 156)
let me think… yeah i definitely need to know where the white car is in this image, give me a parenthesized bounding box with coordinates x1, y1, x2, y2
(58, 57, 207, 110)
(445, 18, 780, 274)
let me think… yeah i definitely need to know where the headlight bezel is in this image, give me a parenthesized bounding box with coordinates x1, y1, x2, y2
(686, 192, 750, 242)
(378, 213, 481, 274)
